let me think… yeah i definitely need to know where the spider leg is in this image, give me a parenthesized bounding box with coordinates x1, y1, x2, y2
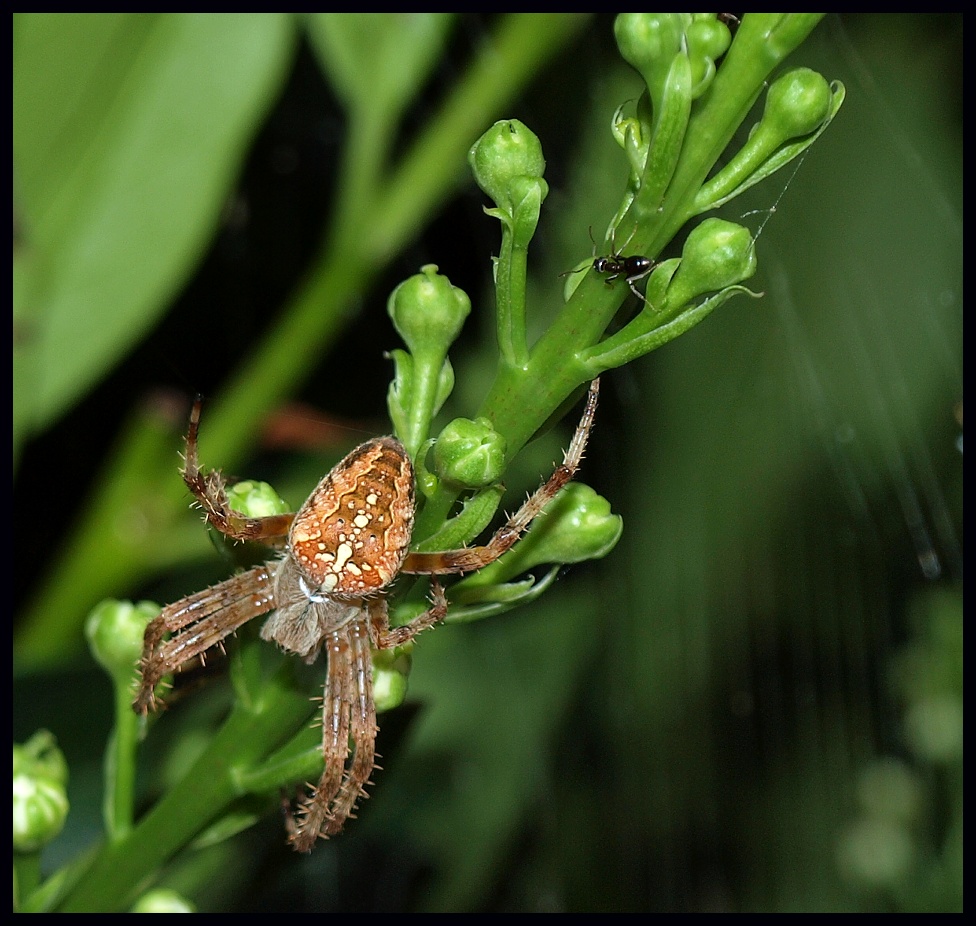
(290, 618, 377, 851)
(181, 397, 295, 543)
(401, 378, 600, 576)
(319, 619, 379, 837)
(290, 585, 448, 850)
(289, 625, 352, 850)
(369, 578, 448, 649)
(133, 564, 275, 713)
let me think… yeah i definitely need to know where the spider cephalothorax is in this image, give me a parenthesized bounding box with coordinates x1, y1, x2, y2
(134, 379, 599, 851)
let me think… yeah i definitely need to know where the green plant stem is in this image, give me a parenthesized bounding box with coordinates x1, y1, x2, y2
(494, 228, 530, 370)
(639, 51, 692, 212)
(105, 682, 140, 842)
(14, 852, 42, 908)
(52, 659, 313, 912)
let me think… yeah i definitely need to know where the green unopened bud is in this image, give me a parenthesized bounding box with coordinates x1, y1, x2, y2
(13, 775, 69, 853)
(387, 265, 468, 455)
(517, 483, 623, 568)
(372, 643, 413, 713)
(13, 733, 69, 853)
(433, 418, 507, 489)
(388, 264, 471, 363)
(763, 67, 832, 142)
(665, 219, 756, 310)
(469, 119, 546, 215)
(614, 14, 688, 104)
(459, 483, 622, 594)
(131, 889, 196, 913)
(685, 17, 733, 95)
(694, 66, 839, 214)
(85, 599, 160, 686)
(13, 731, 67, 786)
(689, 15, 734, 60)
(225, 480, 290, 518)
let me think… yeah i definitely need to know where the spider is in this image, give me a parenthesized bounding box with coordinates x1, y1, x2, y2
(133, 378, 601, 852)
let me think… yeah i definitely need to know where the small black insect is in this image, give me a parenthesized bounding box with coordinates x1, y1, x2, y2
(590, 251, 655, 303)
(561, 227, 657, 305)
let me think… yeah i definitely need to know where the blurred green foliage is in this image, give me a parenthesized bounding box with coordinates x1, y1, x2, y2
(13, 13, 960, 912)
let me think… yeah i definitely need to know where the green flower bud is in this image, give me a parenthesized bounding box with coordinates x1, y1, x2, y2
(130, 889, 196, 913)
(459, 483, 622, 594)
(433, 417, 507, 489)
(13, 776, 69, 853)
(694, 67, 838, 214)
(13, 731, 67, 786)
(688, 15, 733, 61)
(13, 735, 69, 853)
(85, 599, 160, 685)
(225, 480, 290, 518)
(372, 644, 413, 713)
(685, 17, 733, 96)
(762, 68, 832, 142)
(665, 219, 756, 310)
(614, 14, 688, 102)
(468, 119, 546, 215)
(387, 264, 471, 363)
(387, 265, 467, 455)
(516, 483, 623, 568)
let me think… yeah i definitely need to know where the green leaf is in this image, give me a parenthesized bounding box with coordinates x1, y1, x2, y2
(13, 13, 296, 454)
(304, 13, 454, 119)
(188, 804, 264, 850)
(446, 566, 561, 623)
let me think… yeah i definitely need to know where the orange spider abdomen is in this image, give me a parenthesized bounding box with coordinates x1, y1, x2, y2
(288, 437, 415, 598)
